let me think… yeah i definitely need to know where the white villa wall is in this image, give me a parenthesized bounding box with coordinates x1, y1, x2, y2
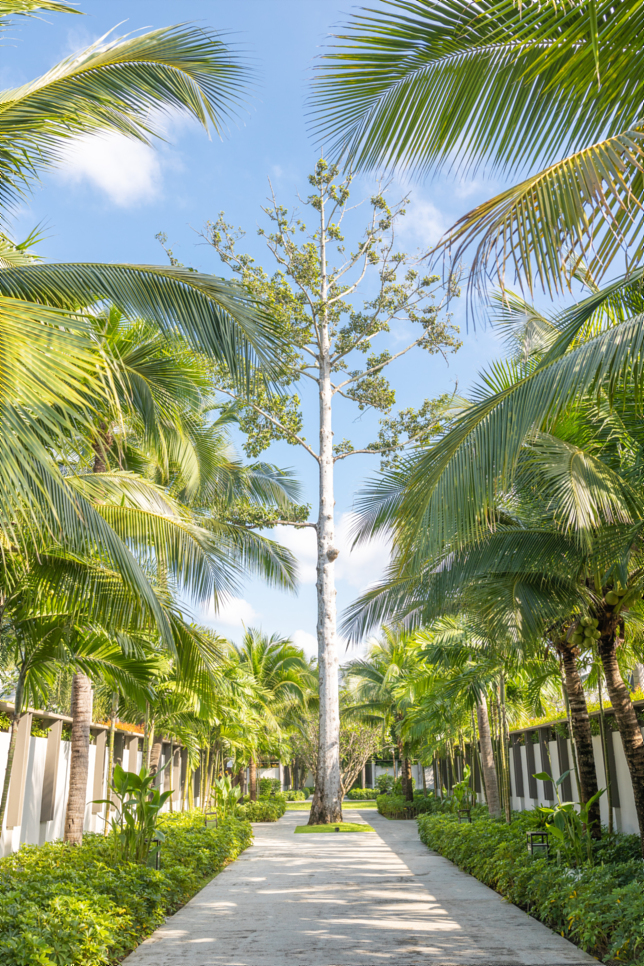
(509, 731, 639, 835)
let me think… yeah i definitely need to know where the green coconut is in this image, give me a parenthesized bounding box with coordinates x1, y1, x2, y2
(605, 591, 620, 606)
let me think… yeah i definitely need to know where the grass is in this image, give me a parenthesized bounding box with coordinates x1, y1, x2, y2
(286, 801, 377, 810)
(295, 822, 375, 833)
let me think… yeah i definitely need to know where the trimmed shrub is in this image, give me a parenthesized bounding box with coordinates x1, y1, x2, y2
(237, 795, 286, 822)
(0, 812, 252, 965)
(258, 777, 281, 797)
(346, 787, 378, 800)
(377, 792, 446, 819)
(284, 789, 306, 801)
(417, 811, 644, 964)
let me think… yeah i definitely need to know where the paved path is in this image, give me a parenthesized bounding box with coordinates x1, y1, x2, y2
(124, 809, 597, 966)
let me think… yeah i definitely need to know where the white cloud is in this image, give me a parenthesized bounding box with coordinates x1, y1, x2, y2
(397, 194, 449, 249)
(273, 525, 317, 584)
(292, 629, 318, 660)
(274, 514, 390, 593)
(208, 596, 259, 629)
(55, 133, 163, 207)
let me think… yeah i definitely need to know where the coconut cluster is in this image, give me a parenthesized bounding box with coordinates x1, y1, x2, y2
(571, 618, 600, 646)
(605, 586, 628, 606)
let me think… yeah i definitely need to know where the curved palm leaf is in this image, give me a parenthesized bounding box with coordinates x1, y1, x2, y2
(311, 0, 644, 292)
(0, 22, 249, 207)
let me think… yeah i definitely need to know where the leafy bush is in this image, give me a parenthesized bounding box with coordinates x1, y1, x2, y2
(377, 792, 447, 819)
(302, 785, 313, 798)
(417, 811, 644, 964)
(376, 774, 394, 795)
(258, 777, 281, 796)
(346, 787, 378, 800)
(284, 789, 306, 801)
(0, 811, 252, 965)
(237, 796, 286, 822)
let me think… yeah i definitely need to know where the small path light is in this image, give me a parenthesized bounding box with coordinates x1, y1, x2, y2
(145, 837, 162, 870)
(457, 808, 472, 824)
(335, 826, 340, 832)
(526, 830, 550, 859)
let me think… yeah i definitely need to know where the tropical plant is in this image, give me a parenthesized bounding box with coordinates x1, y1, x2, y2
(535, 769, 605, 867)
(344, 626, 423, 801)
(228, 629, 315, 800)
(211, 775, 242, 818)
(92, 763, 172, 866)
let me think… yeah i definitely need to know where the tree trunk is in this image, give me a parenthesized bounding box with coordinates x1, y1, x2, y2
(64, 673, 93, 844)
(476, 698, 502, 819)
(403, 757, 413, 802)
(558, 642, 601, 837)
(598, 629, 644, 853)
(249, 757, 257, 801)
(149, 734, 163, 775)
(309, 192, 342, 826)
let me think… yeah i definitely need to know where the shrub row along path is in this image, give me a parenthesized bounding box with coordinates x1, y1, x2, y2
(123, 809, 597, 965)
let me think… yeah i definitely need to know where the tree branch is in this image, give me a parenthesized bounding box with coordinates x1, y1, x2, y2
(217, 388, 320, 462)
(333, 338, 424, 393)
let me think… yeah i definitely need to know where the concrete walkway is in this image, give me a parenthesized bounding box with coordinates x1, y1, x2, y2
(124, 809, 597, 966)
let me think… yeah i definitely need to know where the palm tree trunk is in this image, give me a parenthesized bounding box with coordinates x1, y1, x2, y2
(403, 756, 413, 801)
(149, 734, 163, 775)
(476, 697, 502, 819)
(598, 629, 644, 854)
(249, 757, 257, 801)
(558, 642, 601, 837)
(499, 678, 512, 823)
(64, 673, 93, 844)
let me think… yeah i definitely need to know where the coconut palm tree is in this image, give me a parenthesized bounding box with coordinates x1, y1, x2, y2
(0, 2, 283, 563)
(344, 626, 422, 801)
(312, 0, 644, 297)
(228, 629, 315, 799)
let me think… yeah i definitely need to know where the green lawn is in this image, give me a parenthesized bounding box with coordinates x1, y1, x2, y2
(295, 821, 375, 833)
(286, 801, 377, 810)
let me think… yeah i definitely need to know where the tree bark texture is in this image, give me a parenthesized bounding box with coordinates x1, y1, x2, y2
(64, 673, 93, 844)
(249, 758, 257, 801)
(558, 642, 601, 837)
(309, 193, 342, 826)
(476, 698, 502, 819)
(598, 626, 644, 853)
(150, 735, 163, 775)
(403, 757, 413, 801)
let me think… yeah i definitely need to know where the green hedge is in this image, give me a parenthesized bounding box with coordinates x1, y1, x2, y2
(377, 792, 447, 818)
(346, 787, 378, 800)
(284, 789, 306, 801)
(258, 777, 281, 796)
(236, 795, 286, 822)
(0, 811, 252, 966)
(417, 811, 644, 964)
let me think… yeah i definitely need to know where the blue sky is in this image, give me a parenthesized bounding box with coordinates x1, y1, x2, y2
(6, 1, 525, 659)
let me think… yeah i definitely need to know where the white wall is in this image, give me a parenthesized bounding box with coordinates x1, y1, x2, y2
(509, 732, 639, 835)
